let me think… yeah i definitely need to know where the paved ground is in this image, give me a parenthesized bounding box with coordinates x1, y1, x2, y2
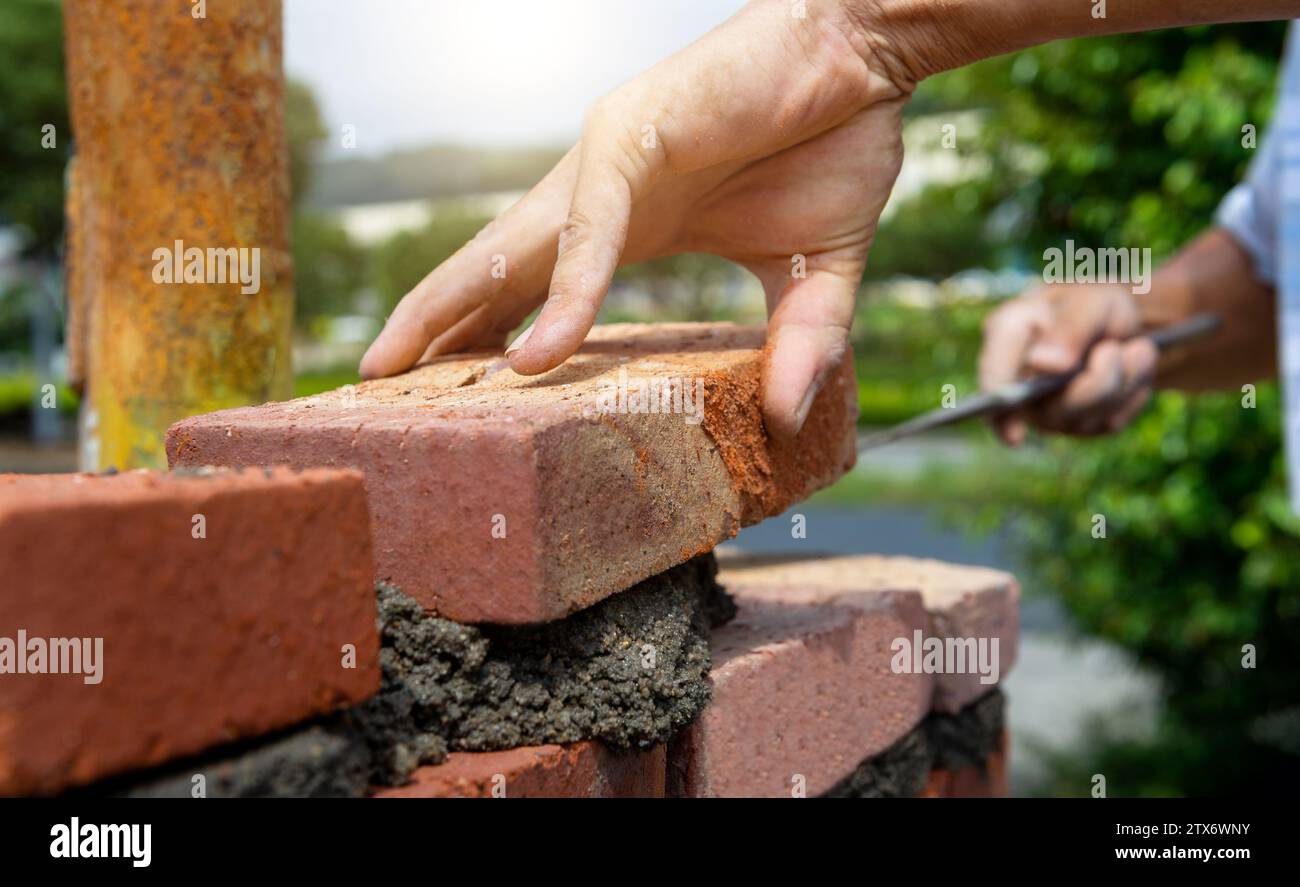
(0, 438, 77, 473)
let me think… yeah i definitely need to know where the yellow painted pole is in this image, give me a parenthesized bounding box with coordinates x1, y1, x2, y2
(64, 0, 293, 470)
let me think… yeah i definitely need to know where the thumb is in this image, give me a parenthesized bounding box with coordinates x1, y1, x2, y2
(762, 266, 859, 441)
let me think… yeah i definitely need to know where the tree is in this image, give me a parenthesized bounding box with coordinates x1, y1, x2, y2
(284, 79, 368, 332)
(292, 212, 366, 333)
(918, 24, 1288, 262)
(286, 78, 328, 208)
(0, 0, 67, 258)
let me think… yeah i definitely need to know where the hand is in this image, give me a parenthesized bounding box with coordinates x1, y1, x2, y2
(978, 284, 1159, 445)
(359, 0, 918, 439)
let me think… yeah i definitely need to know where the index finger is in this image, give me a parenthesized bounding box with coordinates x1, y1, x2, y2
(978, 296, 1055, 446)
(977, 296, 1056, 392)
(359, 151, 579, 380)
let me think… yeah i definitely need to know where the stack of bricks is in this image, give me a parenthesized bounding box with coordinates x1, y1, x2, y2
(1, 324, 1018, 797)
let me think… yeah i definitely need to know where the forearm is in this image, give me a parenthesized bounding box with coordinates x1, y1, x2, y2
(1136, 228, 1277, 391)
(850, 0, 1300, 82)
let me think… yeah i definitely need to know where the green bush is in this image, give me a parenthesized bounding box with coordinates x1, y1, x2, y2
(866, 182, 1004, 281)
(0, 372, 78, 417)
(905, 24, 1297, 795)
(292, 212, 367, 332)
(919, 24, 1288, 261)
(939, 387, 1300, 795)
(0, 0, 66, 259)
(851, 297, 988, 426)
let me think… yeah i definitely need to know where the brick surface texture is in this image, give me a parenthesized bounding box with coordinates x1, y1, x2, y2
(0, 468, 379, 796)
(718, 553, 1019, 713)
(167, 323, 858, 624)
(668, 583, 932, 797)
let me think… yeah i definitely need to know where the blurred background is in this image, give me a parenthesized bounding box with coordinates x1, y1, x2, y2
(2, 0, 1296, 795)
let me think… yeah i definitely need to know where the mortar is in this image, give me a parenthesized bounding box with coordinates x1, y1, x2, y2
(108, 554, 732, 797)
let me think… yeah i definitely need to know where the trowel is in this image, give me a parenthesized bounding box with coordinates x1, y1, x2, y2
(856, 312, 1221, 453)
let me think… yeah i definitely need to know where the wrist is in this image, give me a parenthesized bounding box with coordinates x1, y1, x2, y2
(840, 0, 1295, 86)
(838, 0, 989, 84)
(833, 1, 923, 93)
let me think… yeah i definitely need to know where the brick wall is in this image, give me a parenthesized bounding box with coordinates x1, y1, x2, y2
(1, 325, 1017, 797)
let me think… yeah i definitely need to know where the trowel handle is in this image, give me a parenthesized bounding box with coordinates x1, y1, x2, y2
(1144, 313, 1221, 350)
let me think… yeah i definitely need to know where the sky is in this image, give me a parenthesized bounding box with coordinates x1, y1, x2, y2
(284, 0, 745, 156)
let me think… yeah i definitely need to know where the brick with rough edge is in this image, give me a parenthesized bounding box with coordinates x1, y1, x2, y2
(166, 323, 858, 624)
(0, 468, 379, 796)
(717, 553, 1019, 713)
(372, 742, 665, 798)
(667, 584, 932, 798)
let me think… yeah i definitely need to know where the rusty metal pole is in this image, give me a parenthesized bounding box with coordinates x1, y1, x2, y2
(63, 0, 292, 470)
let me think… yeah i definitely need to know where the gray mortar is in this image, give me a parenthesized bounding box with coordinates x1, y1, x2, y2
(821, 688, 1005, 798)
(821, 728, 933, 798)
(351, 553, 731, 784)
(120, 724, 371, 798)
(97, 554, 730, 797)
(927, 688, 1005, 771)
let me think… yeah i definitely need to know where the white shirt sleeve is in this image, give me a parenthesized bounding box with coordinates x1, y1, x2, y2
(1215, 23, 1299, 286)
(1215, 128, 1281, 285)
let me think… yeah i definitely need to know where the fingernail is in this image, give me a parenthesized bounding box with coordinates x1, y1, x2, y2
(505, 322, 535, 357)
(790, 381, 820, 437)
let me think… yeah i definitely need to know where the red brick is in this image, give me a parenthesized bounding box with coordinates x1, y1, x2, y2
(372, 742, 665, 798)
(0, 468, 379, 796)
(668, 585, 931, 798)
(717, 553, 1019, 713)
(166, 323, 858, 624)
